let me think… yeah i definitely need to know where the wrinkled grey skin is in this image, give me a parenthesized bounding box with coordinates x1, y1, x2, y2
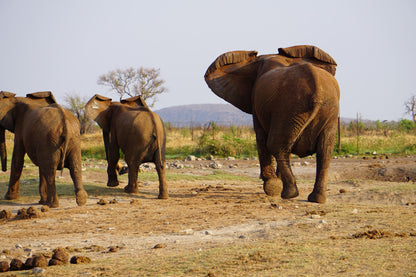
(204, 45, 340, 203)
(0, 91, 87, 208)
(85, 94, 168, 199)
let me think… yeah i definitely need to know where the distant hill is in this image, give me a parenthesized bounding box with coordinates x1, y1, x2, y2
(155, 104, 378, 128)
(154, 104, 252, 127)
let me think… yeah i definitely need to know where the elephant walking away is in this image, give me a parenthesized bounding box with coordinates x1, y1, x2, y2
(85, 94, 168, 199)
(0, 91, 88, 208)
(204, 45, 340, 203)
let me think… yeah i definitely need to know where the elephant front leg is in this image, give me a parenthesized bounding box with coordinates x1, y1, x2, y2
(253, 114, 282, 197)
(5, 142, 25, 200)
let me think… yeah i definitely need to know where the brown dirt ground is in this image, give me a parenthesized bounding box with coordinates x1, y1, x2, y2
(0, 155, 415, 276)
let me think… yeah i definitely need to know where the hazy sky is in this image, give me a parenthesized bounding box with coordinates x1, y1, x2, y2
(1, 0, 415, 121)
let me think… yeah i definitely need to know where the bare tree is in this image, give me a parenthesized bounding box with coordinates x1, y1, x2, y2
(404, 94, 416, 124)
(63, 93, 94, 134)
(97, 67, 167, 107)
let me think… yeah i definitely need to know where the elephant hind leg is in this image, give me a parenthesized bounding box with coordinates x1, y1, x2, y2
(124, 161, 139, 194)
(253, 114, 281, 197)
(308, 131, 336, 204)
(39, 167, 59, 208)
(67, 152, 87, 206)
(275, 152, 299, 199)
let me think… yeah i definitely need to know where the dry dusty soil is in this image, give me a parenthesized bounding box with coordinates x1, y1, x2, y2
(0, 155, 415, 276)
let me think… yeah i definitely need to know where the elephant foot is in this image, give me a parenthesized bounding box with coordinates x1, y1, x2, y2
(76, 190, 88, 206)
(107, 180, 119, 187)
(158, 193, 168, 199)
(281, 184, 299, 199)
(5, 191, 20, 200)
(263, 178, 283, 197)
(124, 185, 138, 194)
(39, 198, 47, 205)
(48, 200, 59, 208)
(308, 191, 326, 204)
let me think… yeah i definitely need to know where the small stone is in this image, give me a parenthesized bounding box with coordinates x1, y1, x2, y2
(32, 267, 46, 274)
(153, 243, 167, 249)
(339, 189, 347, 193)
(311, 214, 321, 219)
(186, 155, 196, 161)
(352, 208, 358, 214)
(179, 229, 194, 235)
(97, 199, 108, 205)
(205, 230, 213, 235)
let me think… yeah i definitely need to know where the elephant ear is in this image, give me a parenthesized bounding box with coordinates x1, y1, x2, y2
(26, 91, 57, 105)
(85, 94, 112, 131)
(0, 91, 16, 99)
(278, 45, 337, 75)
(204, 50, 259, 114)
(120, 95, 150, 109)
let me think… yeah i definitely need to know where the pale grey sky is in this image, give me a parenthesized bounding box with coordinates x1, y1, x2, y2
(1, 0, 415, 121)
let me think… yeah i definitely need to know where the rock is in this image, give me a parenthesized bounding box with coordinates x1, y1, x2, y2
(205, 230, 213, 235)
(32, 267, 46, 274)
(0, 209, 12, 219)
(207, 155, 215, 161)
(0, 261, 9, 272)
(179, 229, 194, 235)
(209, 162, 223, 169)
(70, 256, 91, 264)
(97, 199, 108, 205)
(153, 243, 167, 249)
(301, 161, 309, 166)
(108, 246, 118, 253)
(227, 156, 235, 160)
(9, 258, 23, 271)
(186, 155, 196, 161)
(352, 208, 358, 214)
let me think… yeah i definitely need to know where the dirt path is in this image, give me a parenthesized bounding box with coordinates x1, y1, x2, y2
(0, 156, 415, 276)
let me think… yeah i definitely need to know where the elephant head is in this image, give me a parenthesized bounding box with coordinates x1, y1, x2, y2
(204, 45, 337, 114)
(0, 91, 57, 171)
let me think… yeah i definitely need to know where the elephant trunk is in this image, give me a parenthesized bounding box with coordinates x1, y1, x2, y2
(0, 127, 7, 171)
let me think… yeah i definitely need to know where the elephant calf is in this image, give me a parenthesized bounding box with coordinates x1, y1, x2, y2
(0, 91, 88, 208)
(86, 94, 168, 199)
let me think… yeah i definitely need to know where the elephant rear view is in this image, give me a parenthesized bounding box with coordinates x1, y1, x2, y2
(85, 94, 168, 199)
(204, 45, 340, 203)
(0, 91, 88, 208)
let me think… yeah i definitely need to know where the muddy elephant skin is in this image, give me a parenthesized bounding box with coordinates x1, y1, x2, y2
(0, 91, 87, 208)
(204, 45, 340, 203)
(85, 94, 168, 199)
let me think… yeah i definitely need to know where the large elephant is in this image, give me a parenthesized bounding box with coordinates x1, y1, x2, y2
(0, 91, 88, 207)
(85, 94, 168, 199)
(204, 45, 340, 203)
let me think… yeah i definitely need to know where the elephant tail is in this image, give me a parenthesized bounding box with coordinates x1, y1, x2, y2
(150, 112, 166, 169)
(288, 100, 322, 150)
(56, 104, 69, 170)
